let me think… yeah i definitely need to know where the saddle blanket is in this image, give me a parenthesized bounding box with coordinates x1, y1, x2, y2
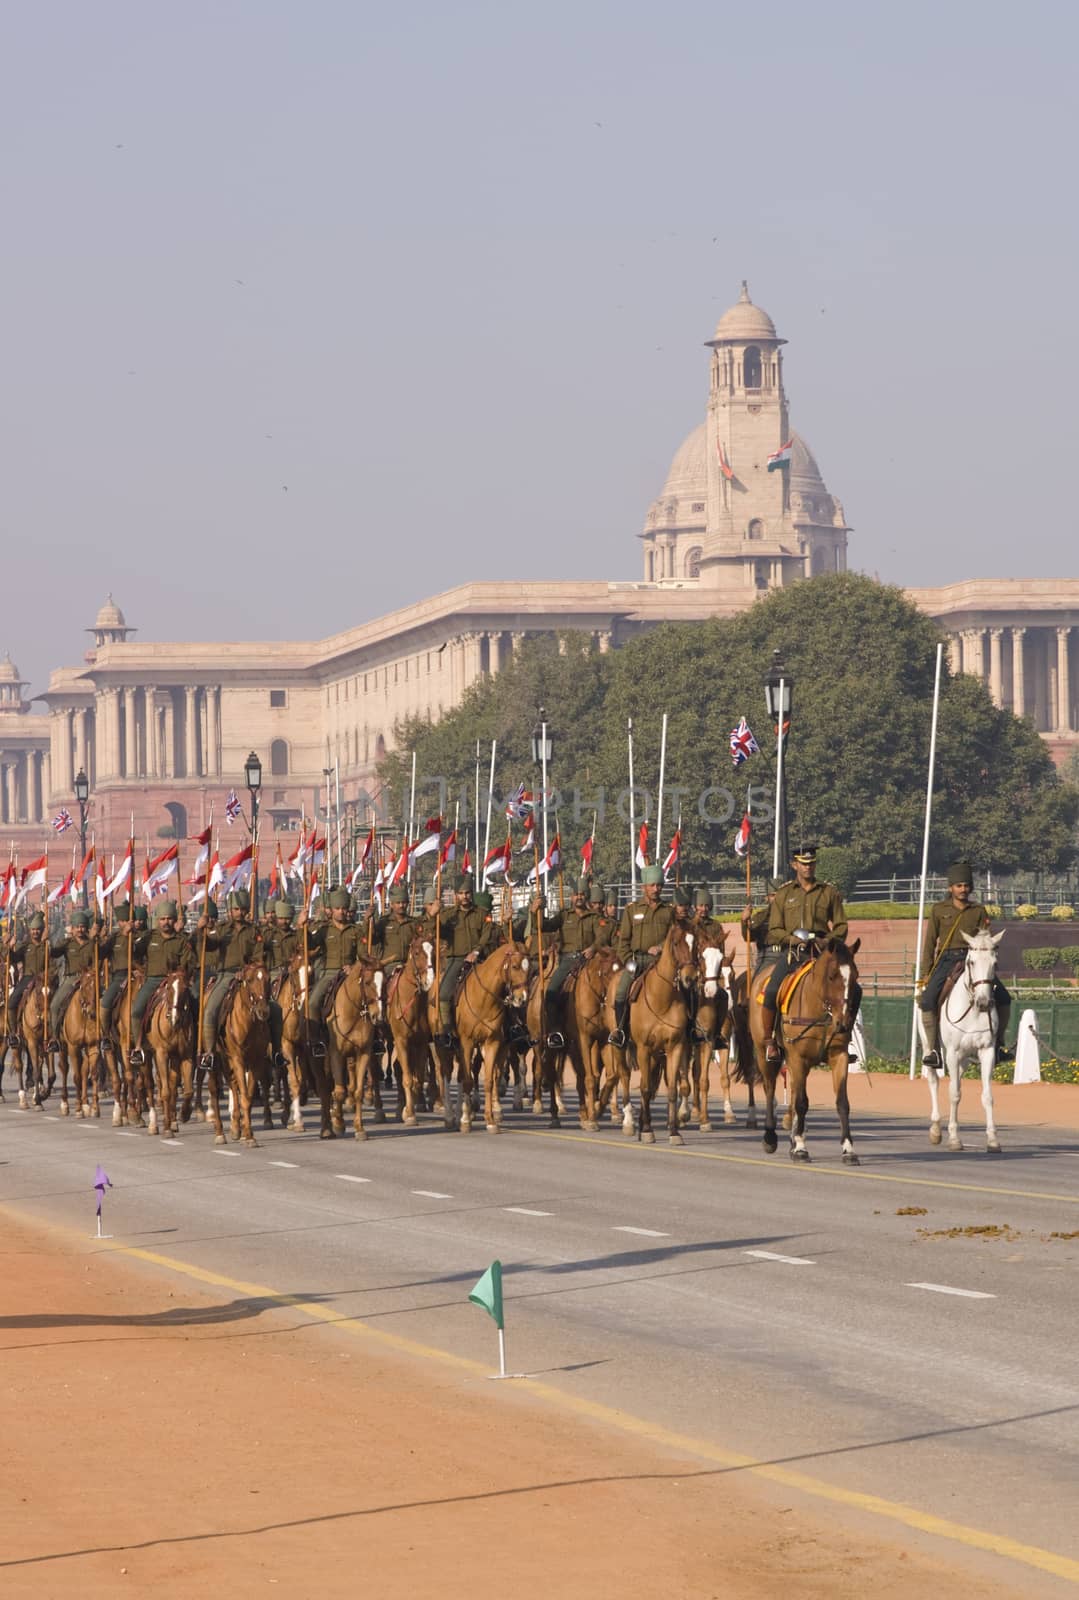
(777, 960, 813, 1015)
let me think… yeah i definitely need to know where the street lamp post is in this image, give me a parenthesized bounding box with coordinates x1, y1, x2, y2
(73, 769, 90, 906)
(763, 651, 793, 878)
(531, 708, 554, 896)
(244, 750, 262, 921)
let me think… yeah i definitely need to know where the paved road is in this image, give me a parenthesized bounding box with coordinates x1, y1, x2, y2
(2, 1085, 1078, 1590)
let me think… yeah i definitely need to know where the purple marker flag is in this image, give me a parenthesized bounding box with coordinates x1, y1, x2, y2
(94, 1165, 112, 1218)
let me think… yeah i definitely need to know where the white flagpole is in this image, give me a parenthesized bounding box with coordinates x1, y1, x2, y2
(474, 740, 481, 858)
(334, 760, 342, 887)
(405, 750, 417, 883)
(772, 681, 787, 880)
(483, 740, 497, 866)
(910, 642, 944, 1079)
(627, 717, 637, 898)
(656, 713, 668, 857)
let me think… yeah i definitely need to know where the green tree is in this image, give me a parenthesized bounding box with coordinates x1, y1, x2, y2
(377, 577, 1079, 883)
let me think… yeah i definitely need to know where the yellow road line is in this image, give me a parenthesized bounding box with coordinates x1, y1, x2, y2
(72, 1237, 1079, 1586)
(515, 1127, 1079, 1206)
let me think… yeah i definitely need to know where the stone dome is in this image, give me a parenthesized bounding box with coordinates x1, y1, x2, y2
(94, 594, 127, 630)
(643, 422, 708, 535)
(711, 281, 778, 344)
(0, 654, 21, 684)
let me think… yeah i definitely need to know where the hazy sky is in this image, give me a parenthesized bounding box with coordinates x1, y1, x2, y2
(4, 1, 1076, 695)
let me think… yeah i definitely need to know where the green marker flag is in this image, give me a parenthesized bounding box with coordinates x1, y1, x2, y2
(469, 1259, 504, 1330)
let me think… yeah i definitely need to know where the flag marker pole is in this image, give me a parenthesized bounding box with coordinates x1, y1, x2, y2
(772, 685, 787, 880)
(483, 740, 497, 868)
(656, 713, 668, 856)
(910, 643, 944, 1079)
(627, 718, 637, 899)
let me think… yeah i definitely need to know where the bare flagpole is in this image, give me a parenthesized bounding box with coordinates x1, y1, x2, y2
(483, 739, 497, 866)
(909, 643, 944, 1079)
(627, 717, 637, 899)
(772, 679, 787, 880)
(656, 712, 668, 858)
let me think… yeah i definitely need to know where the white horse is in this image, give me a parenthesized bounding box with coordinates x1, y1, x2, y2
(924, 929, 1004, 1153)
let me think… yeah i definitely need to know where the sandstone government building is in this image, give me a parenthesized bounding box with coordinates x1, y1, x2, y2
(3, 283, 1077, 858)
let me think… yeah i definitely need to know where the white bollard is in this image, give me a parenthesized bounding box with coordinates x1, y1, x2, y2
(1013, 1009, 1042, 1085)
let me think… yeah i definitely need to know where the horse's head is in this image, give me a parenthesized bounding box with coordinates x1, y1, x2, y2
(411, 937, 435, 993)
(504, 943, 531, 1007)
(821, 937, 861, 1030)
(962, 929, 1003, 1012)
(669, 926, 697, 992)
(360, 958, 384, 1021)
(698, 938, 725, 1000)
(241, 963, 271, 1023)
(165, 969, 190, 1025)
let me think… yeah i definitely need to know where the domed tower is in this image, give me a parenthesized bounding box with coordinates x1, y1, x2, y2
(641, 283, 849, 592)
(0, 655, 28, 713)
(87, 595, 135, 652)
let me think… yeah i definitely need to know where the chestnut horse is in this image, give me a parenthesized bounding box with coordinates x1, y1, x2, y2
(682, 927, 731, 1132)
(144, 970, 196, 1137)
(16, 978, 54, 1111)
(607, 924, 698, 1145)
(278, 953, 323, 1135)
(204, 963, 272, 1146)
(748, 937, 861, 1163)
(59, 968, 104, 1121)
(385, 937, 436, 1128)
(455, 943, 532, 1134)
(568, 947, 619, 1132)
(328, 958, 384, 1140)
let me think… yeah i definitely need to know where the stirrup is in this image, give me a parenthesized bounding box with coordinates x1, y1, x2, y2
(311, 1038, 327, 1059)
(607, 1027, 626, 1049)
(129, 1047, 145, 1067)
(7, 1033, 19, 1049)
(373, 1036, 386, 1056)
(46, 1037, 61, 1053)
(199, 1050, 215, 1069)
(273, 1051, 287, 1069)
(544, 1030, 565, 1051)
(764, 1038, 781, 1065)
(996, 1044, 1014, 1063)
(436, 1029, 456, 1050)
(922, 1049, 941, 1069)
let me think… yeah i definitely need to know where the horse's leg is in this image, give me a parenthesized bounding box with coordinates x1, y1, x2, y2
(329, 1039, 347, 1135)
(483, 1038, 502, 1133)
(352, 1048, 368, 1140)
(759, 1049, 778, 1153)
(831, 1052, 858, 1164)
(698, 1039, 713, 1131)
(788, 1054, 811, 1161)
(927, 1060, 943, 1145)
(57, 1042, 71, 1116)
(285, 1040, 304, 1131)
(581, 1036, 599, 1132)
(637, 1041, 656, 1145)
(238, 1060, 258, 1146)
(260, 1052, 275, 1130)
(947, 1052, 963, 1151)
(546, 1046, 562, 1129)
(179, 1050, 195, 1124)
(982, 1043, 1001, 1152)
(90, 1044, 103, 1117)
(667, 1041, 686, 1146)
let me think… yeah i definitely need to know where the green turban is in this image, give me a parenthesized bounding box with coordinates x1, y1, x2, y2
(641, 865, 663, 887)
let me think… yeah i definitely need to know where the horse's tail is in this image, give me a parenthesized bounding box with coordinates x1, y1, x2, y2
(729, 1007, 758, 1086)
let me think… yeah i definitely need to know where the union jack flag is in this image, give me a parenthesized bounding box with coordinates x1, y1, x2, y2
(51, 808, 73, 834)
(224, 789, 242, 824)
(504, 783, 534, 822)
(729, 717, 760, 767)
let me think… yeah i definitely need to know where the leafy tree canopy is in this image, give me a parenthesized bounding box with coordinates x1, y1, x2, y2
(378, 574, 1079, 883)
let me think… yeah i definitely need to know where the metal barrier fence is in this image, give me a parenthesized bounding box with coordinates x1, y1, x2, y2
(861, 994, 1079, 1061)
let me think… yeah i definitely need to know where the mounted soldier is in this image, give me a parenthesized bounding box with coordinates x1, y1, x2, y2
(47, 910, 103, 1049)
(265, 900, 302, 1067)
(692, 888, 728, 948)
(7, 912, 62, 1018)
(608, 864, 673, 1048)
(531, 877, 597, 1048)
(430, 873, 496, 1048)
(197, 888, 263, 1065)
(919, 860, 1013, 1067)
(298, 888, 361, 1049)
(758, 847, 850, 1065)
(590, 884, 617, 948)
(99, 901, 149, 1053)
(129, 902, 197, 1064)
(369, 884, 419, 977)
(741, 878, 785, 968)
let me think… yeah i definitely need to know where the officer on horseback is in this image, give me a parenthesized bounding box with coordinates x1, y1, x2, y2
(430, 873, 496, 1047)
(128, 902, 196, 1063)
(47, 910, 102, 1048)
(919, 860, 1012, 1067)
(369, 884, 419, 976)
(759, 847, 849, 1065)
(298, 888, 361, 1050)
(608, 864, 673, 1048)
(741, 878, 785, 967)
(530, 877, 597, 1047)
(197, 888, 263, 1065)
(98, 902, 149, 1053)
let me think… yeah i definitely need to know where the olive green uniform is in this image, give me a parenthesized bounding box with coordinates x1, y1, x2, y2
(202, 921, 264, 1050)
(307, 919, 362, 1020)
(49, 934, 105, 1035)
(131, 930, 197, 1032)
(370, 913, 419, 970)
(920, 900, 1010, 1015)
(437, 905, 497, 1030)
(762, 879, 848, 1010)
(611, 898, 675, 1028)
(742, 905, 771, 959)
(9, 933, 65, 1013)
(592, 914, 617, 949)
(541, 907, 598, 1000)
(100, 927, 151, 1036)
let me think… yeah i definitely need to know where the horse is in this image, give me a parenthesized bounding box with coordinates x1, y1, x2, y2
(748, 936, 861, 1163)
(15, 977, 53, 1111)
(455, 943, 532, 1134)
(681, 927, 731, 1131)
(58, 968, 105, 1120)
(524, 944, 564, 1125)
(143, 970, 196, 1137)
(328, 958, 384, 1140)
(711, 958, 757, 1128)
(568, 947, 620, 1132)
(614, 924, 698, 1145)
(921, 929, 1004, 1153)
(204, 963, 272, 1146)
(385, 937, 437, 1128)
(113, 964, 152, 1127)
(278, 953, 323, 1134)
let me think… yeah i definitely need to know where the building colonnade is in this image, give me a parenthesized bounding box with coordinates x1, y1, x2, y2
(951, 624, 1077, 733)
(49, 685, 224, 795)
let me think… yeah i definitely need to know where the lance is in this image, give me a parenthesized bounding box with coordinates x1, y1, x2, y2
(555, 808, 565, 911)
(656, 711, 668, 858)
(2, 841, 13, 1044)
(744, 786, 753, 980)
(627, 717, 638, 898)
(910, 643, 945, 1079)
(483, 740, 497, 867)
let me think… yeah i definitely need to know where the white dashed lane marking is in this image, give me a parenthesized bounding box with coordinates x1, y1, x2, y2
(269, 1160, 298, 1169)
(335, 1174, 370, 1184)
(613, 1226, 669, 1238)
(214, 1149, 238, 1157)
(412, 1190, 452, 1200)
(906, 1282, 995, 1299)
(161, 1140, 184, 1147)
(745, 1249, 816, 1266)
(504, 1207, 553, 1217)
(115, 1131, 138, 1138)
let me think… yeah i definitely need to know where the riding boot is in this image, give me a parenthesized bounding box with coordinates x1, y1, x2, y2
(920, 1009, 940, 1069)
(760, 1004, 781, 1065)
(608, 997, 629, 1050)
(995, 1004, 1014, 1062)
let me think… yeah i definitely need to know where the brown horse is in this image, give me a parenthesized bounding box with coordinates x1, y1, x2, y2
(523, 944, 562, 1123)
(601, 924, 698, 1145)
(681, 927, 731, 1132)
(568, 947, 619, 1132)
(204, 963, 272, 1146)
(278, 954, 324, 1134)
(456, 943, 532, 1134)
(16, 977, 54, 1111)
(142, 970, 196, 1137)
(328, 958, 384, 1140)
(113, 963, 151, 1127)
(710, 959, 757, 1128)
(59, 968, 104, 1120)
(385, 937, 437, 1128)
(748, 937, 861, 1163)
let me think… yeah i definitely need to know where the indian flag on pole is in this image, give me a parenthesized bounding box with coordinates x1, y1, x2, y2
(766, 440, 793, 472)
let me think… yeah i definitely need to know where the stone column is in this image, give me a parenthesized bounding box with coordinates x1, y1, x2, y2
(163, 695, 175, 778)
(207, 687, 221, 776)
(106, 689, 122, 780)
(1011, 628, 1026, 716)
(41, 750, 51, 811)
(945, 634, 960, 675)
(145, 689, 158, 778)
(123, 686, 137, 777)
(1057, 627, 1071, 732)
(5, 761, 17, 824)
(486, 632, 503, 676)
(184, 686, 198, 778)
(73, 708, 87, 779)
(53, 710, 73, 794)
(510, 631, 528, 656)
(988, 628, 1004, 707)
(963, 628, 984, 682)
(596, 630, 613, 653)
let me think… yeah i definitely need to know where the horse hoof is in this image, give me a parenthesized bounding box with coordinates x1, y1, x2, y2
(549, 1116, 561, 1130)
(17, 1092, 26, 1110)
(112, 1107, 122, 1126)
(402, 1115, 418, 1128)
(486, 1122, 500, 1135)
(782, 1111, 793, 1131)
(214, 1133, 227, 1146)
(948, 1138, 963, 1152)
(288, 1121, 304, 1134)
(842, 1150, 860, 1166)
(74, 1107, 83, 1119)
(790, 1147, 811, 1163)
(700, 1120, 712, 1133)
(459, 1120, 471, 1134)
(762, 1131, 777, 1153)
(929, 1122, 942, 1145)
(583, 1120, 598, 1133)
(723, 1112, 736, 1127)
(320, 1127, 335, 1140)
(744, 1113, 758, 1130)
(642, 1130, 656, 1145)
(373, 1110, 386, 1125)
(669, 1133, 684, 1146)
(355, 1129, 368, 1141)
(191, 1107, 206, 1123)
(987, 1140, 1002, 1154)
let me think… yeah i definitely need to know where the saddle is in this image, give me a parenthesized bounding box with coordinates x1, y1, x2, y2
(320, 968, 349, 1023)
(560, 954, 587, 1001)
(933, 962, 964, 1015)
(777, 960, 814, 1015)
(384, 964, 405, 1011)
(627, 967, 650, 1006)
